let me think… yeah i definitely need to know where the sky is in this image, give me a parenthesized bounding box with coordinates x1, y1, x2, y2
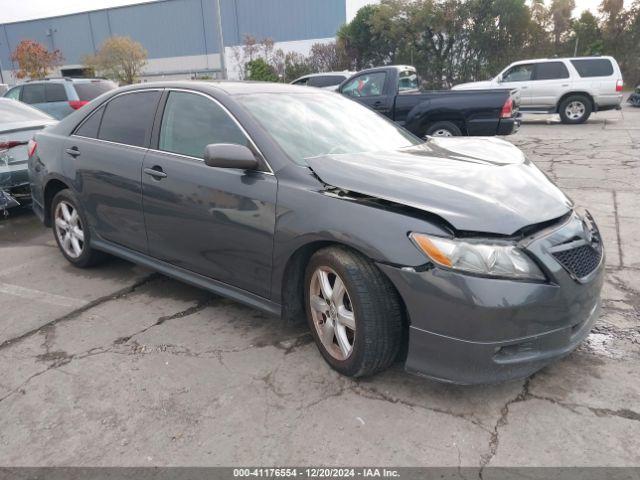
(0, 0, 633, 24)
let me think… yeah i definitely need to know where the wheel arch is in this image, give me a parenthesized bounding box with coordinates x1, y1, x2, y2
(279, 240, 409, 335)
(556, 91, 595, 113)
(43, 177, 71, 227)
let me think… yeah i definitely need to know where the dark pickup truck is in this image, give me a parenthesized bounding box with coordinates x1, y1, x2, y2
(338, 65, 520, 137)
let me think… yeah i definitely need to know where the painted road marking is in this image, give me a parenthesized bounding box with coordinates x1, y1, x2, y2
(0, 282, 87, 308)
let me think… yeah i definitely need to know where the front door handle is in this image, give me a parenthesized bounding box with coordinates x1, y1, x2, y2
(65, 147, 80, 157)
(144, 166, 167, 179)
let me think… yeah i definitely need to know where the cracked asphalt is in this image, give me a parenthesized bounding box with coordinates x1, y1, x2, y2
(0, 104, 639, 468)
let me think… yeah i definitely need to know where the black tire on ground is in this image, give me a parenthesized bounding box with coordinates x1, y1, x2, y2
(558, 95, 592, 124)
(51, 189, 106, 268)
(304, 246, 404, 377)
(425, 121, 463, 137)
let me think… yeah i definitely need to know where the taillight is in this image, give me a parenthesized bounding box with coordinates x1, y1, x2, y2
(69, 100, 89, 110)
(500, 98, 513, 118)
(0, 140, 27, 151)
(27, 139, 37, 157)
(616, 79, 624, 92)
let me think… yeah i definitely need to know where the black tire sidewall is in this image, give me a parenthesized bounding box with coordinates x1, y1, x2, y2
(51, 190, 97, 268)
(559, 96, 592, 124)
(425, 121, 462, 137)
(304, 249, 370, 377)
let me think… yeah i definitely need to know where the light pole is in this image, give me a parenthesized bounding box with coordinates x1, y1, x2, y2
(214, 0, 227, 79)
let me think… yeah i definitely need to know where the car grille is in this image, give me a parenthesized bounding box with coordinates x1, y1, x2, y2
(553, 244, 602, 278)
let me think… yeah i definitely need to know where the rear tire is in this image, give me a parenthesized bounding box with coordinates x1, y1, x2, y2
(559, 95, 592, 124)
(51, 190, 106, 268)
(424, 121, 462, 137)
(304, 246, 404, 377)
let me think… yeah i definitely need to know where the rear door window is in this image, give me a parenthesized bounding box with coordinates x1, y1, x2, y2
(570, 59, 614, 77)
(158, 90, 248, 159)
(45, 83, 67, 102)
(98, 91, 161, 147)
(74, 81, 118, 101)
(534, 62, 570, 80)
(21, 84, 46, 104)
(292, 77, 310, 86)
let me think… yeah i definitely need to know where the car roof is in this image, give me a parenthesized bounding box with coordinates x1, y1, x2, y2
(510, 56, 615, 65)
(24, 78, 113, 84)
(297, 72, 354, 78)
(114, 80, 328, 96)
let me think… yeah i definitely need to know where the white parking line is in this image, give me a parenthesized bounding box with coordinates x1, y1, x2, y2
(0, 282, 87, 308)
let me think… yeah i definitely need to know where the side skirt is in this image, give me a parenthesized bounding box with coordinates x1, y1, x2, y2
(92, 238, 282, 317)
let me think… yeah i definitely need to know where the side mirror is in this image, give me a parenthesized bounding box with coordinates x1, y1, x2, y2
(496, 74, 503, 83)
(204, 144, 259, 170)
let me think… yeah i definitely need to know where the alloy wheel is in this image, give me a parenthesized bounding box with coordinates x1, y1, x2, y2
(54, 200, 85, 258)
(565, 101, 586, 121)
(309, 266, 356, 360)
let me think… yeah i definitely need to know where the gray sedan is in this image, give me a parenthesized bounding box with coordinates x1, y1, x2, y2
(27, 82, 604, 384)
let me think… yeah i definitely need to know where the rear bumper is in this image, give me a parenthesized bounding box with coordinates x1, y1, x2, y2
(466, 117, 519, 136)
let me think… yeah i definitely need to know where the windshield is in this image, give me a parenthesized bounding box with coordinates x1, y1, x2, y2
(237, 92, 421, 165)
(0, 99, 53, 124)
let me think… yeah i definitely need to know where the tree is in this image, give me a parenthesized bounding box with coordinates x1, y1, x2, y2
(83, 36, 147, 85)
(550, 0, 576, 48)
(307, 42, 351, 72)
(11, 40, 63, 80)
(569, 11, 603, 56)
(245, 58, 278, 81)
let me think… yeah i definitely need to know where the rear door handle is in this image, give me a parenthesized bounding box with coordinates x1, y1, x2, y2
(65, 147, 80, 157)
(144, 166, 167, 179)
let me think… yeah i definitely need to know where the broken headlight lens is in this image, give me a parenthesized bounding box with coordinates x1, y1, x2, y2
(409, 233, 546, 281)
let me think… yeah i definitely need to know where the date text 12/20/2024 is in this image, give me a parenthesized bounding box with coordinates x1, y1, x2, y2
(233, 468, 400, 478)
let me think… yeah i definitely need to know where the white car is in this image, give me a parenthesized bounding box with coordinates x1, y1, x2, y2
(452, 56, 624, 124)
(290, 72, 356, 91)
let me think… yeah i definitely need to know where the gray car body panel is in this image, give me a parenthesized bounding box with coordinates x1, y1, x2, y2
(29, 81, 603, 384)
(307, 137, 572, 235)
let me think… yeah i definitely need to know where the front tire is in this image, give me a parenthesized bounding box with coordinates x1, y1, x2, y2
(559, 95, 592, 124)
(51, 190, 105, 268)
(304, 247, 403, 377)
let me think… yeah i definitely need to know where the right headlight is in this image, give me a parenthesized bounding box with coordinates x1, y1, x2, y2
(409, 232, 546, 281)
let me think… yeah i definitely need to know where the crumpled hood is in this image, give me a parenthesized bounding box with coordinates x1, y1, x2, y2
(307, 137, 572, 235)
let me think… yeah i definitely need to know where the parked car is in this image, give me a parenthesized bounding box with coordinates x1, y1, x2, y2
(338, 65, 519, 137)
(628, 84, 640, 107)
(290, 72, 356, 90)
(3, 78, 117, 119)
(452, 56, 624, 124)
(29, 82, 603, 384)
(0, 98, 56, 213)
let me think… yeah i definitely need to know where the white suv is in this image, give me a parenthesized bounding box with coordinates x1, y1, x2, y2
(452, 56, 624, 124)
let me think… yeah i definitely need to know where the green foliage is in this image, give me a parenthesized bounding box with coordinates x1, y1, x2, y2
(245, 58, 278, 82)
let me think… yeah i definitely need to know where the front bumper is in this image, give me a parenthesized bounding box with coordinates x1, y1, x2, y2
(379, 213, 604, 384)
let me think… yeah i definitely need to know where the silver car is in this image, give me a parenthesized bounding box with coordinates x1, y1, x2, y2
(453, 56, 624, 124)
(0, 98, 56, 212)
